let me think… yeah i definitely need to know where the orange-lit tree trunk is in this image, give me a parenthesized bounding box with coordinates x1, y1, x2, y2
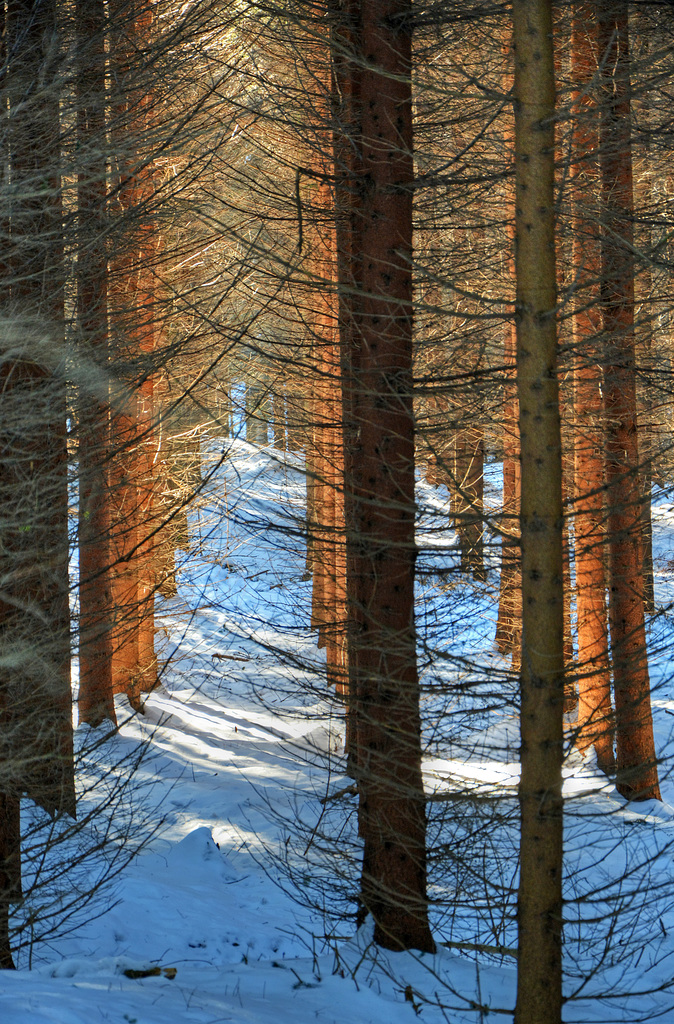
(570, 4, 614, 772)
(305, 427, 319, 579)
(109, 0, 158, 706)
(308, 187, 347, 689)
(302, 68, 348, 696)
(599, 0, 660, 801)
(314, 189, 348, 700)
(333, 0, 435, 953)
(77, 0, 116, 726)
(309, 301, 329, 646)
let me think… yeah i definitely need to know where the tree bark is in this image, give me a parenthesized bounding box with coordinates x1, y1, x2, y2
(0, 0, 76, 966)
(570, 3, 615, 772)
(1, 0, 75, 819)
(333, 0, 435, 953)
(109, 0, 159, 706)
(77, 0, 116, 726)
(512, 2, 564, 1021)
(496, 37, 522, 662)
(308, 176, 347, 696)
(598, 0, 660, 801)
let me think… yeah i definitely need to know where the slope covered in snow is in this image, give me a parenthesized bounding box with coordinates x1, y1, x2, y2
(2, 438, 674, 1024)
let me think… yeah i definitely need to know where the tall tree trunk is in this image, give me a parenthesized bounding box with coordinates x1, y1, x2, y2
(77, 0, 116, 726)
(632, 41, 655, 615)
(333, 0, 435, 953)
(0, 0, 16, 970)
(496, 37, 522, 661)
(0, 0, 75, 967)
(303, 101, 348, 700)
(135, 271, 158, 698)
(570, 3, 614, 772)
(599, 0, 660, 801)
(512, 2, 564, 1022)
(2, 0, 75, 817)
(304, 437, 318, 578)
(109, 0, 158, 706)
(308, 173, 347, 698)
(326, 376, 349, 707)
(109, 401, 141, 703)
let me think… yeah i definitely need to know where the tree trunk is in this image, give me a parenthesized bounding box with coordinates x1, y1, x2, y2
(1, 0, 75, 819)
(570, 3, 614, 772)
(599, 0, 660, 801)
(0, 2, 17, 969)
(109, 0, 158, 706)
(512, 2, 564, 1022)
(333, 0, 435, 954)
(496, 37, 522, 661)
(0, 0, 76, 966)
(77, 0, 116, 726)
(309, 174, 346, 688)
(632, 47, 655, 616)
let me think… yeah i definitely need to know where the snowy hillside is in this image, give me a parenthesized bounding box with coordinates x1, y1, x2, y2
(2, 439, 674, 1024)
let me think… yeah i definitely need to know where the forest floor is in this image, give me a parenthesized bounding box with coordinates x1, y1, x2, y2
(2, 438, 674, 1023)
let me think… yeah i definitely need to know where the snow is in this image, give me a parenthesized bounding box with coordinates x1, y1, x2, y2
(2, 438, 674, 1023)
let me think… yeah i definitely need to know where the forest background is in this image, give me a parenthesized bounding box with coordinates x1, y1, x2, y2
(1, 1, 674, 1022)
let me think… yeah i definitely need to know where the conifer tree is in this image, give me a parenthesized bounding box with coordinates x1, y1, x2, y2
(599, 0, 660, 801)
(76, 0, 116, 726)
(0, 0, 75, 968)
(511, 0, 564, 1020)
(333, 0, 435, 953)
(570, 2, 615, 772)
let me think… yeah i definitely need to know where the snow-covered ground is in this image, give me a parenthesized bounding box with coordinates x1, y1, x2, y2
(3, 438, 674, 1023)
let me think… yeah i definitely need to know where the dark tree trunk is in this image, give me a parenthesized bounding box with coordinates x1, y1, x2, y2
(77, 0, 116, 726)
(333, 0, 435, 954)
(2, 0, 75, 818)
(0, 0, 75, 967)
